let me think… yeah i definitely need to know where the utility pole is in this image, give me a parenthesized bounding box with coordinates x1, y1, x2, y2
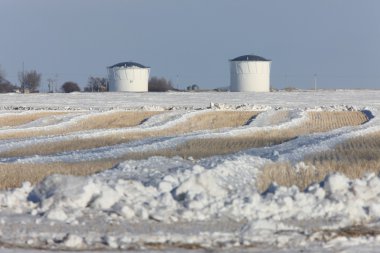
(22, 61, 25, 93)
(47, 74, 58, 93)
(47, 78, 53, 93)
(54, 74, 58, 92)
(285, 74, 288, 87)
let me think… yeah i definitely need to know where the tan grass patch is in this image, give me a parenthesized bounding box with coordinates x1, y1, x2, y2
(0, 111, 371, 189)
(329, 225, 380, 238)
(281, 111, 369, 135)
(0, 159, 123, 190)
(114, 114, 369, 162)
(70, 111, 163, 130)
(0, 111, 68, 128)
(0, 111, 163, 140)
(0, 122, 375, 190)
(0, 111, 367, 158)
(165, 135, 293, 159)
(0, 111, 259, 157)
(257, 131, 380, 192)
(257, 162, 327, 192)
(171, 111, 259, 131)
(167, 111, 369, 160)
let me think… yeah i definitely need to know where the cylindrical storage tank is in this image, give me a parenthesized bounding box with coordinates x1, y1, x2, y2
(107, 62, 150, 92)
(230, 55, 271, 92)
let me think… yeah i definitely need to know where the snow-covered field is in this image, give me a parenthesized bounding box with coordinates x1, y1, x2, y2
(0, 90, 380, 252)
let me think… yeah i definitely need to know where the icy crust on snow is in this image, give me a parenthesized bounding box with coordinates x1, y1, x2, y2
(0, 90, 380, 111)
(2, 157, 380, 249)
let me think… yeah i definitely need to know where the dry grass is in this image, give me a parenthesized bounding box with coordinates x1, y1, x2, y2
(0, 111, 258, 189)
(173, 111, 259, 130)
(257, 162, 328, 192)
(5, 130, 376, 190)
(306, 131, 380, 165)
(304, 111, 368, 132)
(0, 111, 162, 140)
(0, 111, 367, 158)
(117, 111, 369, 162)
(164, 135, 294, 159)
(0, 159, 124, 190)
(0, 111, 68, 128)
(257, 131, 380, 192)
(328, 225, 380, 238)
(70, 111, 163, 130)
(0, 111, 259, 157)
(0, 110, 372, 190)
(165, 111, 369, 160)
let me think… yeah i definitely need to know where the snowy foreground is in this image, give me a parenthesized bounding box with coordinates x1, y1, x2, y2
(0, 90, 380, 252)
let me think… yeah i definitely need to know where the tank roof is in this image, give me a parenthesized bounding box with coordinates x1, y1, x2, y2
(230, 55, 270, 62)
(108, 62, 149, 69)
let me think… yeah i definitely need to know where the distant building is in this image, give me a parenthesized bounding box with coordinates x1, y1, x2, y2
(107, 62, 150, 92)
(187, 84, 200, 91)
(229, 55, 271, 92)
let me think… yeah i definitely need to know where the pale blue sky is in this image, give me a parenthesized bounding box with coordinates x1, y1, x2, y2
(1, 0, 379, 91)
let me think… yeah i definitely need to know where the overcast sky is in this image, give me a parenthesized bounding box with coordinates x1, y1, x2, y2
(1, 0, 379, 91)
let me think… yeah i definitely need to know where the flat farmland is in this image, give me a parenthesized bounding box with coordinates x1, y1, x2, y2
(0, 90, 379, 252)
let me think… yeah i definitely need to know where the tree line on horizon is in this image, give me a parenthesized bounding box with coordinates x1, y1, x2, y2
(0, 66, 175, 93)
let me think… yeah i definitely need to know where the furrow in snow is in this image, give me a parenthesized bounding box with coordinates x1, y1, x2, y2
(0, 109, 306, 163)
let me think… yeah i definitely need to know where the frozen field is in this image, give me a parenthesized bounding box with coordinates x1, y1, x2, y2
(0, 90, 380, 252)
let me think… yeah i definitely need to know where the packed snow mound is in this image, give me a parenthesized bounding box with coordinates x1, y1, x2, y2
(1, 157, 379, 231)
(247, 109, 303, 127)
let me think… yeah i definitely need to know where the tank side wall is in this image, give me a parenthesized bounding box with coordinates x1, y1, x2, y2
(108, 67, 150, 92)
(229, 61, 270, 92)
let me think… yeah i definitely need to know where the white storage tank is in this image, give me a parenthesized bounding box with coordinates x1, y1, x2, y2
(107, 62, 150, 92)
(230, 55, 271, 92)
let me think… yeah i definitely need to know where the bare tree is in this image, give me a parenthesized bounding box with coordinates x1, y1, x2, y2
(148, 77, 174, 92)
(85, 76, 108, 92)
(0, 66, 16, 93)
(0, 82, 15, 93)
(61, 81, 80, 93)
(0, 66, 5, 83)
(18, 70, 41, 93)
